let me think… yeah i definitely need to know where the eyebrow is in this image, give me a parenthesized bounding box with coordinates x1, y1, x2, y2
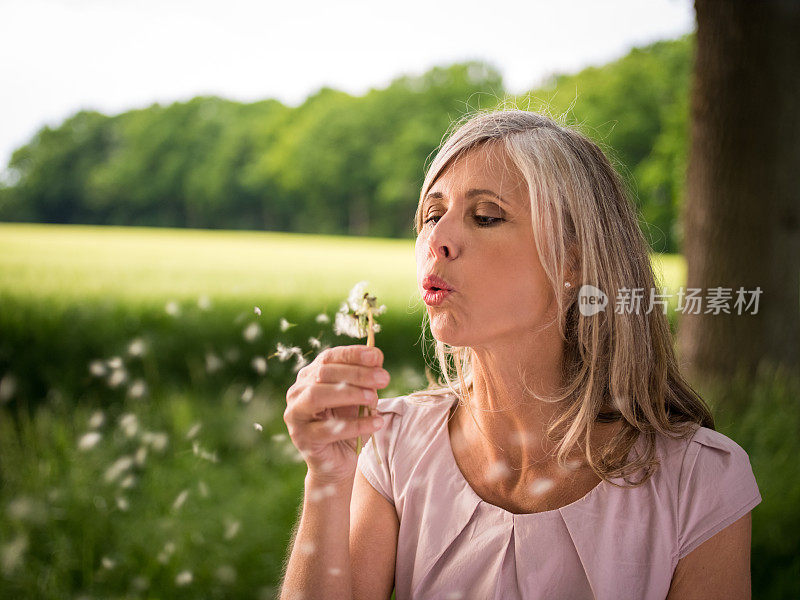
(422, 188, 510, 212)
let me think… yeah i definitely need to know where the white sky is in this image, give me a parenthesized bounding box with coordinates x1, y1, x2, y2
(0, 0, 694, 172)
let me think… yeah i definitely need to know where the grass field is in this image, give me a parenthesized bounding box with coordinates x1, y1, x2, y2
(5, 223, 797, 599)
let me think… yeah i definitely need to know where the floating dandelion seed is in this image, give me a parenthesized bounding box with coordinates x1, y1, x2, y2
(78, 431, 102, 451)
(116, 496, 130, 511)
(243, 322, 261, 342)
(165, 301, 180, 316)
(270, 433, 288, 443)
(127, 338, 147, 357)
(529, 477, 555, 496)
(205, 352, 223, 373)
(315, 312, 330, 324)
(279, 317, 296, 331)
(293, 353, 309, 373)
(251, 356, 267, 374)
(308, 336, 322, 349)
(241, 386, 253, 403)
(224, 519, 241, 540)
(198, 295, 212, 310)
(198, 480, 209, 498)
(142, 431, 169, 452)
(175, 570, 193, 586)
(328, 567, 342, 577)
(104, 456, 134, 483)
(485, 459, 511, 483)
(172, 489, 189, 511)
(88, 360, 107, 377)
(107, 356, 123, 370)
(135, 446, 148, 466)
(299, 541, 316, 556)
(215, 565, 236, 584)
(119, 413, 139, 438)
(271, 342, 301, 362)
(107, 368, 127, 389)
(157, 541, 175, 564)
(254, 423, 263, 432)
(120, 474, 136, 489)
(334, 281, 385, 462)
(88, 410, 105, 429)
(101, 556, 116, 570)
(254, 306, 261, 316)
(186, 423, 202, 440)
(128, 379, 147, 399)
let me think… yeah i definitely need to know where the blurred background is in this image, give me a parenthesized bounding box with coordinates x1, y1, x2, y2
(0, 0, 797, 598)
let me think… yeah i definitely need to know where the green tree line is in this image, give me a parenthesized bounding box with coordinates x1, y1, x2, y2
(0, 34, 693, 252)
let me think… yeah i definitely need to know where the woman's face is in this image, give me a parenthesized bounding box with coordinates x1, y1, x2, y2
(414, 143, 557, 349)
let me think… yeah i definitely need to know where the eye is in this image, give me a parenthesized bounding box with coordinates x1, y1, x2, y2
(474, 215, 502, 227)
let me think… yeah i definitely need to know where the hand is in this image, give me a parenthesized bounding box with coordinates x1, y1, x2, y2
(283, 344, 391, 484)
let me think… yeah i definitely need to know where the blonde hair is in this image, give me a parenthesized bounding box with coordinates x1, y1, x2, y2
(407, 107, 714, 487)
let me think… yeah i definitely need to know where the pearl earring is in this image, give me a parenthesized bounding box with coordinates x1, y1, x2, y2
(564, 281, 572, 288)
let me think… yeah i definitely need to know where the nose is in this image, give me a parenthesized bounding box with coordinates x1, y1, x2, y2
(427, 219, 459, 260)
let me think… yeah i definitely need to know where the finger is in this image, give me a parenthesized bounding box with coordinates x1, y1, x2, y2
(317, 345, 384, 368)
(290, 383, 378, 422)
(314, 363, 390, 389)
(302, 413, 386, 447)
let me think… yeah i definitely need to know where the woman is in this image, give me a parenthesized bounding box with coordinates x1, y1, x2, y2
(280, 110, 761, 600)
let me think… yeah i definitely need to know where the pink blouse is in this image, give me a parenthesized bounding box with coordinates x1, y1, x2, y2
(357, 392, 762, 600)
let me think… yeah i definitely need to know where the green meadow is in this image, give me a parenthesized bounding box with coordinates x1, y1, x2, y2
(1, 223, 796, 599)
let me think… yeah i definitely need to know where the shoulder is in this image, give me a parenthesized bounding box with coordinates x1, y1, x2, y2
(671, 425, 761, 560)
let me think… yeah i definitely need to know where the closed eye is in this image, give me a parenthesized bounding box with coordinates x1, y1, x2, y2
(423, 215, 503, 227)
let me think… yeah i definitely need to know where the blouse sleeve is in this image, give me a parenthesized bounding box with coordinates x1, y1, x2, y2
(676, 427, 762, 559)
(356, 396, 405, 507)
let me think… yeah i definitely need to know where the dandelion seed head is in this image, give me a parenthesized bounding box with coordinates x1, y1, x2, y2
(165, 301, 180, 316)
(88, 360, 107, 377)
(253, 422, 263, 432)
(175, 570, 193, 586)
(315, 313, 330, 324)
(186, 422, 202, 440)
(205, 352, 223, 373)
(279, 317, 296, 332)
(243, 322, 262, 342)
(346, 281, 370, 312)
(78, 431, 102, 451)
(251, 356, 267, 375)
(172, 489, 189, 511)
(333, 310, 363, 338)
(88, 410, 105, 429)
(198, 295, 212, 310)
(128, 379, 147, 399)
(127, 338, 147, 357)
(254, 306, 261, 316)
(241, 386, 254, 403)
(529, 477, 555, 496)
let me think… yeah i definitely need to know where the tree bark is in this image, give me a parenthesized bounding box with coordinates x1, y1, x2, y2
(678, 0, 800, 381)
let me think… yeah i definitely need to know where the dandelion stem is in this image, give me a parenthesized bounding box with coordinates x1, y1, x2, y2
(356, 302, 382, 465)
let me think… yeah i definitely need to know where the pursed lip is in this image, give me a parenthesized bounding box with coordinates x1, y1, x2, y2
(422, 273, 455, 292)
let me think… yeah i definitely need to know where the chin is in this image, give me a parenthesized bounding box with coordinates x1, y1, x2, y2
(428, 313, 469, 347)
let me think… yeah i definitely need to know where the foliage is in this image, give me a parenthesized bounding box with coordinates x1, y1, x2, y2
(0, 37, 694, 251)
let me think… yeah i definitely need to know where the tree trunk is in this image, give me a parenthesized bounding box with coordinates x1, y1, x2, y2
(678, 0, 800, 381)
